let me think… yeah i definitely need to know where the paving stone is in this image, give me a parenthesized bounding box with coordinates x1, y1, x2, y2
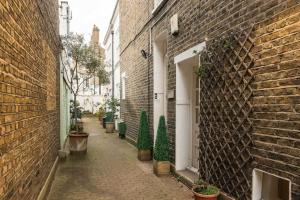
(47, 118, 193, 200)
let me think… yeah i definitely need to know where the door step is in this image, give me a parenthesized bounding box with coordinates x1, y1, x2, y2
(175, 169, 198, 188)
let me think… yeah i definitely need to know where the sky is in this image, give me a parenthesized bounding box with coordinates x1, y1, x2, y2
(66, 0, 117, 45)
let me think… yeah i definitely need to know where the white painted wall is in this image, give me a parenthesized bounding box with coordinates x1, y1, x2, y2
(103, 3, 120, 103)
(59, 1, 71, 36)
(153, 32, 168, 140)
(59, 1, 72, 149)
(77, 94, 103, 113)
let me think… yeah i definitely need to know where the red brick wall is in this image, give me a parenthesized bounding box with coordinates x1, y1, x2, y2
(0, 0, 60, 199)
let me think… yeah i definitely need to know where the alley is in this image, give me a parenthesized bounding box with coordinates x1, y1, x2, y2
(47, 118, 193, 200)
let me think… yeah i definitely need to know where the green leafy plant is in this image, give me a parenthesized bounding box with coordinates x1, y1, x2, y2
(70, 124, 83, 132)
(118, 122, 127, 139)
(154, 116, 170, 161)
(105, 112, 114, 123)
(105, 98, 120, 119)
(195, 31, 238, 78)
(137, 111, 152, 150)
(96, 106, 105, 119)
(194, 185, 219, 195)
(194, 179, 205, 186)
(70, 100, 83, 119)
(194, 179, 219, 195)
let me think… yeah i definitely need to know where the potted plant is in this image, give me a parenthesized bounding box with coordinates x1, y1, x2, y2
(105, 112, 114, 133)
(192, 179, 220, 200)
(61, 33, 109, 154)
(104, 98, 120, 133)
(137, 111, 152, 161)
(118, 121, 127, 139)
(69, 123, 89, 154)
(97, 106, 105, 124)
(153, 116, 170, 176)
(102, 115, 106, 129)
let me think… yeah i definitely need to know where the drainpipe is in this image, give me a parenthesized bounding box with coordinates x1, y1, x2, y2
(66, 6, 70, 35)
(111, 30, 115, 99)
(148, 30, 151, 116)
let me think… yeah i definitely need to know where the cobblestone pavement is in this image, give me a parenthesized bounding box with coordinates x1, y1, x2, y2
(47, 118, 193, 200)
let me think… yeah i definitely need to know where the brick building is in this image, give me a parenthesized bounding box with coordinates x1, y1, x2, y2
(119, 0, 300, 199)
(77, 25, 106, 114)
(0, 1, 60, 199)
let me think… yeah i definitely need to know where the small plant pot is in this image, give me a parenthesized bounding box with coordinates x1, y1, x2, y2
(137, 149, 152, 161)
(192, 187, 220, 200)
(153, 160, 170, 176)
(106, 122, 114, 133)
(69, 132, 89, 154)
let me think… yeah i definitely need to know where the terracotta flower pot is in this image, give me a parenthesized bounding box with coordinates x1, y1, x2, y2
(153, 160, 170, 176)
(106, 122, 114, 133)
(137, 149, 152, 161)
(192, 187, 220, 200)
(69, 132, 89, 154)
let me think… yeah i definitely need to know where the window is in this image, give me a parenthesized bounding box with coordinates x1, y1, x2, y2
(252, 169, 291, 200)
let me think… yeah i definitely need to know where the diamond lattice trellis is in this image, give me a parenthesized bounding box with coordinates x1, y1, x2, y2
(198, 27, 255, 200)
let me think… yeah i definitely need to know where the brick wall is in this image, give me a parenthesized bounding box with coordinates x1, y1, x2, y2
(119, 0, 153, 141)
(120, 0, 300, 199)
(0, 0, 60, 200)
(252, 5, 300, 199)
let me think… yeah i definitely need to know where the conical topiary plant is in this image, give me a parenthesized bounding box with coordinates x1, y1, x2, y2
(153, 116, 170, 176)
(154, 116, 169, 161)
(137, 111, 152, 161)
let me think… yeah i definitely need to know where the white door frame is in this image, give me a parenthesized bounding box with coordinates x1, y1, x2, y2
(153, 31, 168, 141)
(174, 42, 206, 171)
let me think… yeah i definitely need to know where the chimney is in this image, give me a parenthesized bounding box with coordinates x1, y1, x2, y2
(91, 25, 100, 45)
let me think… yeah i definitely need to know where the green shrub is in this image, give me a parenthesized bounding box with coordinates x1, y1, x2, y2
(118, 122, 127, 139)
(194, 185, 219, 195)
(154, 116, 169, 161)
(70, 124, 83, 132)
(97, 106, 105, 118)
(105, 112, 114, 122)
(105, 98, 120, 116)
(137, 111, 152, 150)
